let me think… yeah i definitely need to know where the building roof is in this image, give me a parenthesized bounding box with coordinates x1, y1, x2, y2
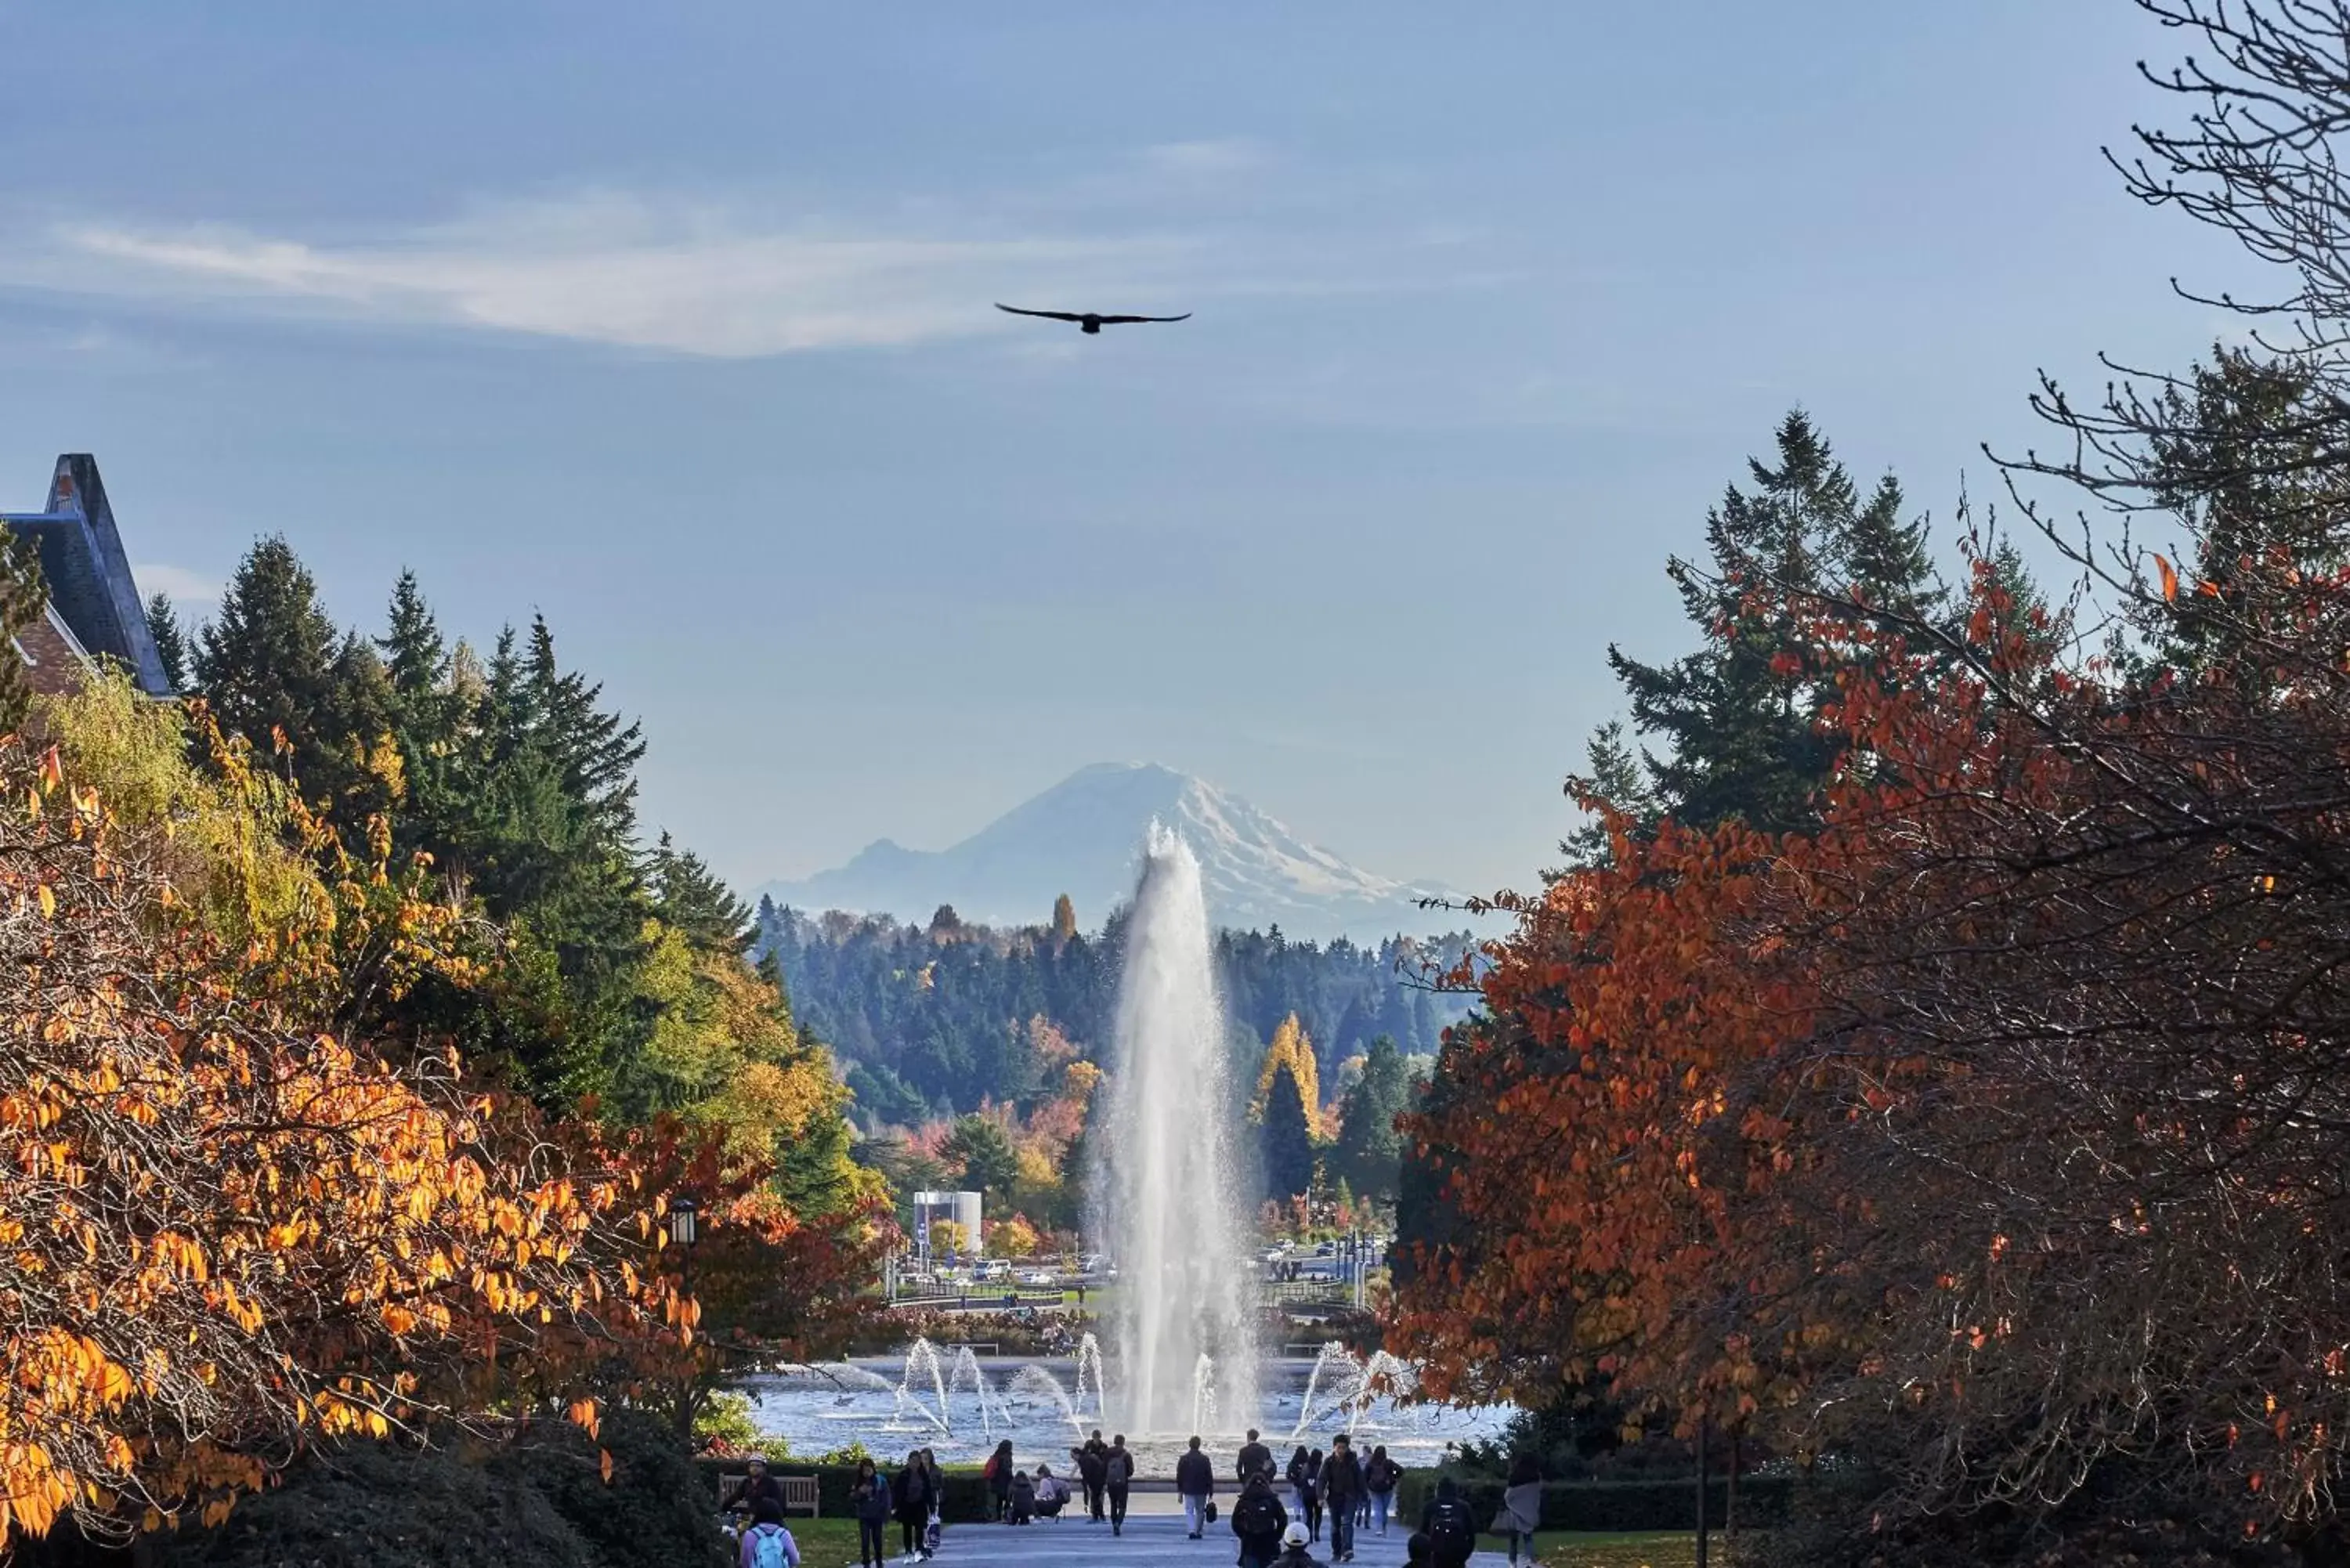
(0, 455, 169, 696)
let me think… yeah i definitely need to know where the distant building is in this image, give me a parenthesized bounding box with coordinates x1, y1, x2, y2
(912, 1190, 983, 1264)
(0, 455, 170, 698)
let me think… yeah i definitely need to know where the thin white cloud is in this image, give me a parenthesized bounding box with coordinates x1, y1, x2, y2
(132, 562, 222, 608)
(1141, 138, 1269, 178)
(42, 198, 1196, 358)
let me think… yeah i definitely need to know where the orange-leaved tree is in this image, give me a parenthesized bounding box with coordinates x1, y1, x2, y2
(0, 723, 685, 1545)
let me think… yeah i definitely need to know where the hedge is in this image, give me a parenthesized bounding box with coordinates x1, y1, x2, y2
(1392, 1472, 1795, 1534)
(696, 1461, 996, 1522)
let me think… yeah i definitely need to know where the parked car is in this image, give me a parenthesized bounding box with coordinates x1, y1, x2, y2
(1018, 1268, 1055, 1287)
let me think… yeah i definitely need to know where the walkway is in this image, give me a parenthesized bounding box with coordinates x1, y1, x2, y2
(931, 1505, 1421, 1568)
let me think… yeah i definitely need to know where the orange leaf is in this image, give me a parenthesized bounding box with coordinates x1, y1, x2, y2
(598, 1448, 615, 1485)
(2154, 553, 2179, 602)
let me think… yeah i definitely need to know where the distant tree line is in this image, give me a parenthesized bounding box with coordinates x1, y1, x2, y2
(755, 899, 1472, 1129)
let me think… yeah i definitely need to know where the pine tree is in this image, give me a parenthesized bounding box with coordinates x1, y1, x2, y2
(1332, 1035, 1410, 1203)
(194, 537, 342, 770)
(648, 831, 754, 955)
(143, 592, 189, 692)
(1261, 1064, 1317, 1200)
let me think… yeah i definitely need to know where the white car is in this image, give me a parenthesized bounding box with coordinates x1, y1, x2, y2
(1018, 1268, 1055, 1287)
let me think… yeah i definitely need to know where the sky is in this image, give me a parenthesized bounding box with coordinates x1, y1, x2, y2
(0, 2, 2263, 901)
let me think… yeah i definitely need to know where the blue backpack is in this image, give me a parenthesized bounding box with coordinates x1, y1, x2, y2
(747, 1523, 794, 1568)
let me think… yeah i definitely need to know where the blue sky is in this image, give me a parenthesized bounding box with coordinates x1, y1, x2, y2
(0, 2, 2257, 901)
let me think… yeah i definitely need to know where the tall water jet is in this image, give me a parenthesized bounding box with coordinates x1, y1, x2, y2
(1095, 825, 1259, 1432)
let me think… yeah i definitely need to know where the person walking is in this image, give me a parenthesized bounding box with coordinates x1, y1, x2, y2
(1274, 1521, 1326, 1568)
(1080, 1432, 1110, 1523)
(1104, 1433, 1135, 1536)
(1236, 1429, 1274, 1486)
(1286, 1446, 1313, 1525)
(920, 1450, 945, 1559)
(895, 1448, 932, 1561)
(1303, 1450, 1325, 1544)
(1420, 1477, 1478, 1568)
(985, 1440, 1015, 1523)
(1231, 1472, 1289, 1568)
(1496, 1453, 1542, 1568)
(1176, 1435, 1217, 1540)
(739, 1499, 802, 1568)
(1321, 1435, 1364, 1563)
(851, 1457, 893, 1568)
(1363, 1446, 1401, 1537)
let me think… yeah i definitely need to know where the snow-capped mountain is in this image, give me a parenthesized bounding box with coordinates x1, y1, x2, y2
(755, 762, 1459, 941)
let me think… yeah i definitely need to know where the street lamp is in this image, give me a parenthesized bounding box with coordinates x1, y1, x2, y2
(669, 1196, 700, 1302)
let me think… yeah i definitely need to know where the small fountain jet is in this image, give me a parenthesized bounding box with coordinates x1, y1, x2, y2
(996, 303, 1192, 334)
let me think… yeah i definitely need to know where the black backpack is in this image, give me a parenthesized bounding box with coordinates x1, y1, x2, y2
(1236, 1493, 1282, 1537)
(1429, 1498, 1477, 1554)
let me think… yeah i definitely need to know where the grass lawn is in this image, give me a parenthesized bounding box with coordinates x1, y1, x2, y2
(768, 1516, 864, 1566)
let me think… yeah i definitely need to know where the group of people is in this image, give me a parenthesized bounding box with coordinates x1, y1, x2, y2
(1195, 1429, 1398, 1566)
(733, 1434, 1538, 1568)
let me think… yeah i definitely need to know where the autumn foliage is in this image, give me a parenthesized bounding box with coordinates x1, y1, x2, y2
(1397, 544, 2350, 1552)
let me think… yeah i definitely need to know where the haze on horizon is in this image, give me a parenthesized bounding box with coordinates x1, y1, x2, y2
(0, 2, 2257, 903)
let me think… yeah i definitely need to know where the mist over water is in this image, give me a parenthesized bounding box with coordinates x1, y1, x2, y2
(1096, 823, 1259, 1433)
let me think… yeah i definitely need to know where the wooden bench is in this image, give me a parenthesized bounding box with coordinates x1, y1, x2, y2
(722, 1474, 821, 1518)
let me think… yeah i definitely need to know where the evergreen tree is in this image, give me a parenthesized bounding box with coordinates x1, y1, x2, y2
(649, 832, 754, 955)
(1332, 1035, 1410, 1203)
(942, 1115, 1021, 1208)
(1596, 410, 1939, 837)
(143, 591, 189, 692)
(194, 537, 342, 773)
(1261, 1063, 1317, 1200)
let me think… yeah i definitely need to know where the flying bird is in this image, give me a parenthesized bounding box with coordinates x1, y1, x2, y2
(996, 303, 1191, 334)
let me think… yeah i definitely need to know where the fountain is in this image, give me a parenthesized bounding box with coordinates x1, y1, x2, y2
(1094, 824, 1259, 1434)
(1289, 1342, 1420, 1440)
(895, 1337, 953, 1435)
(1073, 1331, 1109, 1420)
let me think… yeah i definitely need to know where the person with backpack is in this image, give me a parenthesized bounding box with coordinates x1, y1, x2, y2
(739, 1499, 802, 1568)
(1104, 1433, 1136, 1536)
(1231, 1472, 1289, 1568)
(895, 1447, 933, 1560)
(851, 1457, 893, 1568)
(1420, 1476, 1477, 1568)
(1285, 1446, 1313, 1525)
(1033, 1462, 1071, 1519)
(1176, 1434, 1217, 1539)
(1321, 1435, 1364, 1563)
(1363, 1446, 1401, 1537)
(985, 1440, 1015, 1523)
(1496, 1453, 1542, 1568)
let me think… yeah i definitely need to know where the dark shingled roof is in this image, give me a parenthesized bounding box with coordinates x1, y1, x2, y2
(2, 456, 168, 696)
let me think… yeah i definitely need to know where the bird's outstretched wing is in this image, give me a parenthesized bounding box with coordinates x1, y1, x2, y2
(1095, 313, 1192, 324)
(996, 304, 1086, 322)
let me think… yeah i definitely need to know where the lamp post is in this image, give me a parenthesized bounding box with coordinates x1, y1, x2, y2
(669, 1195, 700, 1297)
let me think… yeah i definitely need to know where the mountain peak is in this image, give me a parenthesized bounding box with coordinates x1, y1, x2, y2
(758, 764, 1454, 941)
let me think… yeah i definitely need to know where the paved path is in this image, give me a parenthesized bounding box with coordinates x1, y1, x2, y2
(922, 1508, 1420, 1568)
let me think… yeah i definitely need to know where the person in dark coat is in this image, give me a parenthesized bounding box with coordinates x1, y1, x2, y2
(851, 1458, 893, 1568)
(1175, 1435, 1217, 1539)
(1420, 1477, 1478, 1568)
(1274, 1522, 1325, 1568)
(1321, 1435, 1365, 1562)
(732, 1454, 788, 1520)
(894, 1448, 933, 1559)
(1008, 1469, 1037, 1526)
(1236, 1429, 1275, 1485)
(1364, 1446, 1401, 1537)
(1231, 1472, 1290, 1568)
(1286, 1446, 1313, 1523)
(1080, 1431, 1110, 1522)
(1104, 1434, 1136, 1536)
(1303, 1450, 1325, 1543)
